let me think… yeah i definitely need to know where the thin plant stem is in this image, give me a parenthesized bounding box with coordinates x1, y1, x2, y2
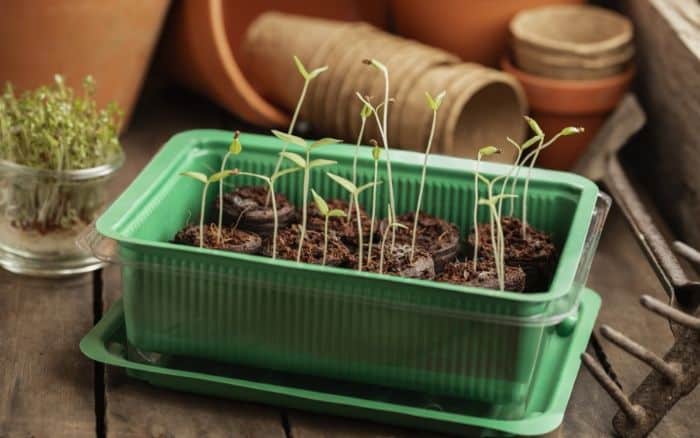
(355, 193, 364, 271)
(348, 117, 367, 216)
(199, 182, 209, 248)
(267, 79, 309, 206)
(296, 149, 311, 262)
(379, 220, 390, 274)
(367, 158, 379, 263)
(322, 215, 329, 265)
(472, 158, 482, 270)
(410, 107, 438, 261)
(490, 203, 506, 291)
(217, 150, 232, 244)
(505, 146, 522, 217)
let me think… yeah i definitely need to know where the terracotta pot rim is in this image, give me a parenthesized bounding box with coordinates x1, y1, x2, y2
(510, 4, 633, 56)
(208, 0, 290, 126)
(501, 56, 635, 90)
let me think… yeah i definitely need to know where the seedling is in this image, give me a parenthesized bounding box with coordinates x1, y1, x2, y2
(268, 56, 328, 204)
(472, 146, 501, 269)
(231, 167, 300, 259)
(326, 172, 381, 271)
(378, 204, 408, 274)
(505, 134, 541, 217)
(478, 189, 517, 291)
(217, 131, 242, 243)
(367, 141, 382, 263)
(348, 101, 373, 216)
(410, 90, 445, 261)
(180, 169, 238, 248)
(518, 117, 583, 238)
(273, 130, 340, 262)
(358, 59, 397, 233)
(311, 189, 347, 265)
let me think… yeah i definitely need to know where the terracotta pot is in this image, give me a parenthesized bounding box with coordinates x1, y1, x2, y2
(501, 56, 634, 170)
(0, 0, 170, 129)
(162, 0, 387, 128)
(389, 0, 584, 67)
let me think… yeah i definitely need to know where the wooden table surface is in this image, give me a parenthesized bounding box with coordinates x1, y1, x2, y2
(1, 83, 698, 438)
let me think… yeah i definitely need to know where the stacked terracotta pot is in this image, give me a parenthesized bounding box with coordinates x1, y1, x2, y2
(503, 5, 635, 169)
(241, 12, 528, 162)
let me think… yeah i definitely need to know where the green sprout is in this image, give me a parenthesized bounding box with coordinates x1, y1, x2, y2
(478, 187, 517, 291)
(518, 117, 583, 238)
(267, 56, 328, 205)
(180, 169, 238, 248)
(367, 140, 382, 264)
(327, 172, 381, 271)
(505, 134, 541, 217)
(233, 167, 300, 259)
(358, 59, 397, 236)
(347, 100, 373, 216)
(217, 131, 242, 244)
(472, 146, 501, 269)
(272, 130, 340, 262)
(311, 189, 347, 265)
(379, 204, 408, 274)
(410, 90, 445, 261)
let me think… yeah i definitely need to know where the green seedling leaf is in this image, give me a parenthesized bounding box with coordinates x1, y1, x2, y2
(521, 135, 542, 151)
(209, 169, 237, 183)
(478, 145, 501, 157)
(361, 102, 373, 119)
(560, 126, 584, 136)
(271, 167, 302, 182)
(357, 180, 382, 193)
(364, 58, 387, 72)
(371, 144, 381, 161)
(271, 129, 307, 149)
(280, 151, 307, 169)
(310, 137, 342, 149)
(308, 158, 337, 169)
(327, 172, 357, 194)
(524, 116, 544, 137)
(228, 135, 242, 155)
(328, 209, 346, 218)
(308, 65, 329, 80)
(425, 90, 446, 111)
(180, 171, 208, 184)
(293, 55, 309, 79)
(311, 189, 329, 216)
(237, 171, 270, 184)
(478, 198, 494, 206)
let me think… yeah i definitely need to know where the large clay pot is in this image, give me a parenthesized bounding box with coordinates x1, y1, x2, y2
(0, 0, 170, 129)
(389, 0, 584, 67)
(160, 0, 388, 128)
(502, 57, 634, 170)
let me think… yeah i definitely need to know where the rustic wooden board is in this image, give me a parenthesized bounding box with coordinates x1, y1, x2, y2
(98, 84, 286, 438)
(0, 271, 96, 438)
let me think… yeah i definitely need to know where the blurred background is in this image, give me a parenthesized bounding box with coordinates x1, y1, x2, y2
(0, 0, 697, 248)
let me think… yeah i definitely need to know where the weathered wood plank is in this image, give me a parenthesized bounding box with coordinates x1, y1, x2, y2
(0, 271, 95, 438)
(100, 84, 286, 438)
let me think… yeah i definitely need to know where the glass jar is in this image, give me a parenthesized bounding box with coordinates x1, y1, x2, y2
(0, 152, 124, 276)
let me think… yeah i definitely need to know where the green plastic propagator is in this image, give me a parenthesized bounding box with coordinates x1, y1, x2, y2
(86, 130, 610, 416)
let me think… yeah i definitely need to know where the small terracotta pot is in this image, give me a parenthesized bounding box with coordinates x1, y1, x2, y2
(390, 0, 585, 67)
(0, 0, 170, 130)
(501, 56, 634, 170)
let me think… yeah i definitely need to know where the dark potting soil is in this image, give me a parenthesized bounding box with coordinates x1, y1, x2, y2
(466, 216, 558, 292)
(379, 212, 459, 272)
(365, 243, 435, 280)
(436, 259, 526, 292)
(307, 198, 373, 247)
(173, 223, 262, 254)
(263, 224, 355, 267)
(216, 185, 296, 235)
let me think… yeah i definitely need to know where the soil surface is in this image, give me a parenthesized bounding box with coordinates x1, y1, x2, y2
(173, 223, 262, 254)
(217, 185, 296, 235)
(379, 212, 459, 272)
(467, 216, 558, 292)
(365, 243, 435, 279)
(437, 259, 526, 292)
(307, 199, 373, 247)
(263, 224, 355, 267)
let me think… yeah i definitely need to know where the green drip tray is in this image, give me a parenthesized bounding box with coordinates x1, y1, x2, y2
(81, 289, 600, 437)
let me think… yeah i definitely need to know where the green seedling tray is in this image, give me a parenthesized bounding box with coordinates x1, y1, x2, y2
(91, 130, 609, 408)
(80, 289, 600, 437)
